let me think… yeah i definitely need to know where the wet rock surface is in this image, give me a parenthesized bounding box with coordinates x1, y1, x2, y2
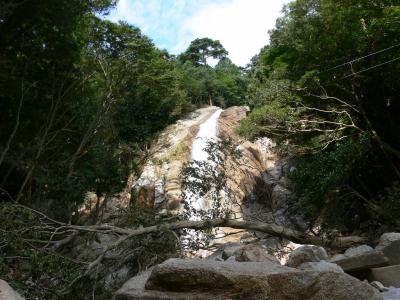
(135, 106, 220, 215)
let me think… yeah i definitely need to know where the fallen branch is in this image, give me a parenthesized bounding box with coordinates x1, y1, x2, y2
(3, 204, 368, 296)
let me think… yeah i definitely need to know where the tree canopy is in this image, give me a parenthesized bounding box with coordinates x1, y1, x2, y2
(179, 37, 228, 66)
(239, 0, 400, 231)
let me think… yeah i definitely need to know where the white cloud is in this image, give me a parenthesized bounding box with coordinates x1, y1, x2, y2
(181, 0, 291, 66)
(107, 0, 291, 67)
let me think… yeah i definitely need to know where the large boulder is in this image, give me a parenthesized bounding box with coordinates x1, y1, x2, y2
(330, 245, 389, 272)
(114, 258, 383, 300)
(0, 280, 24, 300)
(375, 233, 400, 265)
(286, 245, 328, 268)
(368, 265, 400, 288)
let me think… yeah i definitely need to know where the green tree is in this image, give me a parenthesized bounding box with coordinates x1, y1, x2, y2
(179, 37, 228, 66)
(240, 0, 400, 232)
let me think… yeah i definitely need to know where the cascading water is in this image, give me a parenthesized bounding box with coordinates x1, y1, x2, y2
(187, 108, 223, 212)
(191, 109, 223, 162)
(182, 108, 224, 255)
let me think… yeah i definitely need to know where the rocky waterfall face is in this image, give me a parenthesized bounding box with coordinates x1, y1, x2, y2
(184, 108, 223, 213)
(113, 106, 400, 299)
(133, 106, 304, 252)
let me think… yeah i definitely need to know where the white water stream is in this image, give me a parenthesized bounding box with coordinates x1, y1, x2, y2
(182, 108, 223, 255)
(191, 109, 223, 162)
(188, 108, 223, 212)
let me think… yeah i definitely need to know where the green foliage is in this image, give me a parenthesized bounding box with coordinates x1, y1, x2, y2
(0, 5, 192, 219)
(240, 0, 400, 233)
(372, 181, 400, 228)
(177, 58, 248, 107)
(213, 58, 249, 107)
(0, 1, 252, 298)
(0, 203, 180, 299)
(237, 101, 296, 141)
(0, 204, 85, 299)
(288, 135, 372, 229)
(179, 37, 228, 66)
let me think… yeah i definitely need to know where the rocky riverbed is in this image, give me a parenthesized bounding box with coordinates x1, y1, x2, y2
(114, 233, 400, 299)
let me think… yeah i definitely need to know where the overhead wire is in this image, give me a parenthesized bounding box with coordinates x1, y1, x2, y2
(342, 56, 400, 79)
(323, 42, 400, 73)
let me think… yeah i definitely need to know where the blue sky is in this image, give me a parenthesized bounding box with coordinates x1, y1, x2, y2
(106, 0, 291, 66)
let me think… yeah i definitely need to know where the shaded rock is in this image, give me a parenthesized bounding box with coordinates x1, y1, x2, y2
(136, 185, 155, 209)
(369, 265, 400, 288)
(105, 266, 130, 289)
(297, 261, 344, 273)
(221, 244, 243, 260)
(115, 269, 152, 296)
(234, 244, 280, 264)
(271, 184, 292, 209)
(286, 245, 328, 268)
(376, 233, 400, 265)
(0, 280, 24, 300)
(330, 245, 389, 272)
(115, 258, 382, 300)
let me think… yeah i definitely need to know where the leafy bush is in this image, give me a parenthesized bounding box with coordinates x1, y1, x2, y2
(288, 134, 372, 231)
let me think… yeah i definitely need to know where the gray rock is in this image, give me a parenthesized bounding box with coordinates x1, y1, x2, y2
(117, 269, 153, 293)
(271, 184, 291, 208)
(0, 280, 24, 300)
(221, 243, 243, 260)
(115, 258, 383, 300)
(330, 245, 389, 272)
(376, 233, 400, 265)
(344, 244, 374, 256)
(205, 250, 224, 261)
(105, 266, 130, 289)
(286, 245, 328, 268)
(369, 265, 400, 288)
(370, 281, 390, 292)
(234, 244, 280, 264)
(297, 260, 344, 273)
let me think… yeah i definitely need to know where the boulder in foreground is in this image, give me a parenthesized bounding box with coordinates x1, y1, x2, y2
(0, 280, 24, 300)
(114, 258, 382, 300)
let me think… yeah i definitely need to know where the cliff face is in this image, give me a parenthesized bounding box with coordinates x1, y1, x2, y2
(134, 105, 295, 224)
(134, 106, 220, 215)
(218, 106, 270, 210)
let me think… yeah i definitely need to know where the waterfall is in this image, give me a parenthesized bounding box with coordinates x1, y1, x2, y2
(188, 108, 223, 212)
(182, 108, 223, 254)
(191, 109, 223, 162)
